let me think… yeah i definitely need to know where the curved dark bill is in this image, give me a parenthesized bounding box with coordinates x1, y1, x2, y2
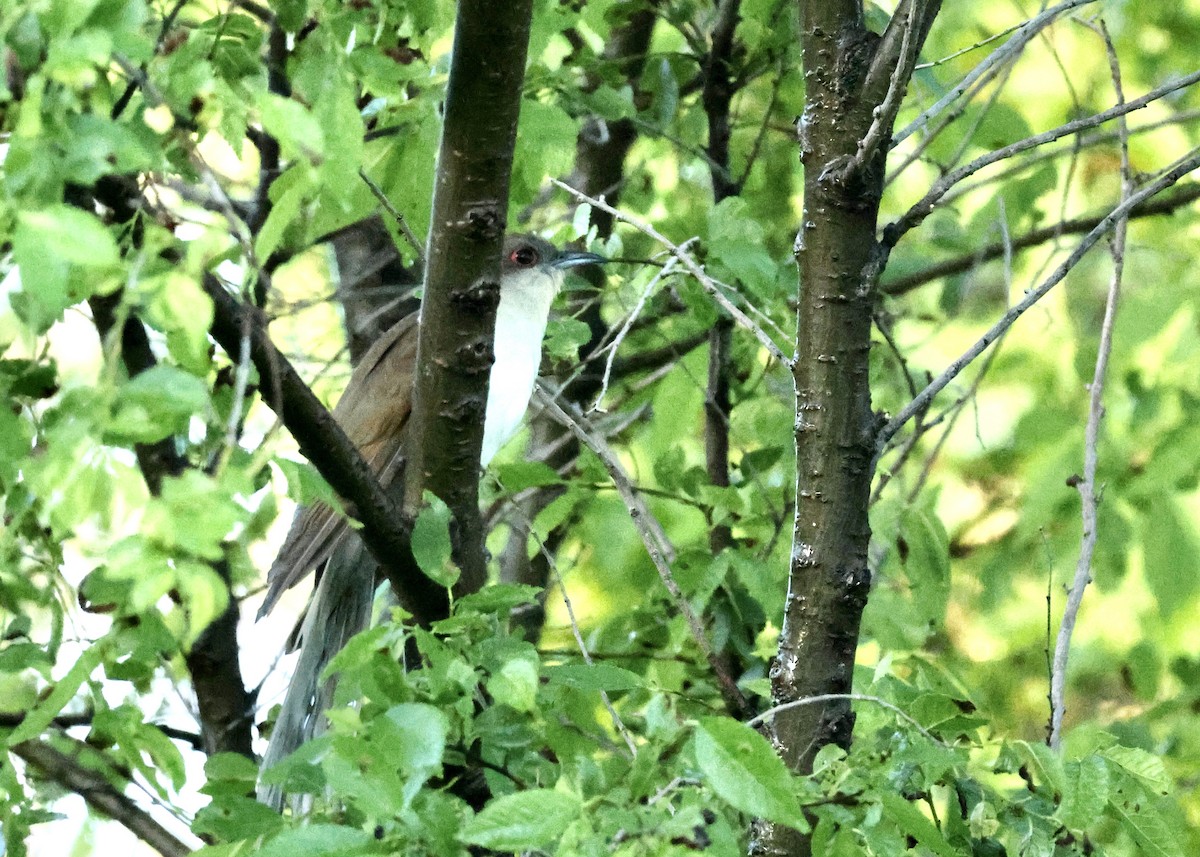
(552, 251, 607, 269)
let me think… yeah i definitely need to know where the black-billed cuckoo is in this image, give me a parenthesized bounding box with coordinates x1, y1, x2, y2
(258, 235, 602, 805)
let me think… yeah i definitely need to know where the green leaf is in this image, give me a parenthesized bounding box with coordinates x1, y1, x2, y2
(493, 460, 564, 492)
(257, 93, 325, 161)
(1140, 494, 1200, 616)
(12, 206, 119, 330)
(543, 317, 593, 362)
(143, 471, 244, 560)
(693, 717, 804, 827)
(545, 663, 644, 692)
(878, 791, 958, 857)
(412, 491, 457, 588)
(1108, 783, 1185, 857)
(380, 703, 446, 770)
(1103, 745, 1170, 794)
(1058, 754, 1109, 833)
(255, 824, 373, 857)
(487, 657, 539, 712)
(7, 641, 104, 746)
(454, 583, 540, 615)
(108, 364, 210, 444)
(461, 789, 581, 850)
(17, 206, 119, 268)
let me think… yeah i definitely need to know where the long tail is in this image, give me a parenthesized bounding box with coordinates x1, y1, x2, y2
(258, 538, 374, 811)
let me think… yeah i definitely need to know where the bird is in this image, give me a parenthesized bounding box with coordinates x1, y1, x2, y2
(257, 233, 604, 807)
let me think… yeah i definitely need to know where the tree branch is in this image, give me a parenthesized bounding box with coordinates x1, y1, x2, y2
(13, 738, 194, 857)
(201, 273, 443, 625)
(882, 68, 1200, 251)
(877, 147, 1200, 454)
(891, 0, 1100, 147)
(881, 182, 1200, 295)
(401, 0, 536, 596)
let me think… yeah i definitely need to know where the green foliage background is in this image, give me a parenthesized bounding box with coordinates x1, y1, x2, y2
(1, 0, 1199, 854)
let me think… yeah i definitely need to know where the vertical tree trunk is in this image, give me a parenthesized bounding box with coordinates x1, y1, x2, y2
(759, 1, 940, 853)
(403, 0, 536, 595)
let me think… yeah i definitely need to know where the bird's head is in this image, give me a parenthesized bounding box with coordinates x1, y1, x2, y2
(500, 235, 605, 298)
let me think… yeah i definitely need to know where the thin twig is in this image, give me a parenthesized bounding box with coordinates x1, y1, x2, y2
(358, 169, 425, 263)
(1049, 20, 1131, 752)
(940, 108, 1200, 206)
(550, 179, 791, 365)
(746, 693, 946, 747)
(535, 532, 639, 757)
(591, 255, 683, 413)
(534, 385, 751, 717)
(884, 67, 1200, 248)
(878, 146, 1200, 453)
(892, 0, 1100, 146)
(882, 182, 1200, 295)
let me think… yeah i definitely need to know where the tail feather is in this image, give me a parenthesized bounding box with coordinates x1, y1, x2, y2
(258, 538, 375, 811)
(258, 502, 351, 620)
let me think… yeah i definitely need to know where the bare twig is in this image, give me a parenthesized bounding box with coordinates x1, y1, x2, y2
(358, 169, 425, 263)
(940, 108, 1200, 206)
(877, 146, 1200, 452)
(1049, 20, 1131, 752)
(527, 526, 638, 757)
(534, 385, 751, 717)
(892, 0, 1100, 146)
(882, 182, 1200, 295)
(591, 255, 682, 413)
(884, 67, 1200, 249)
(747, 693, 946, 747)
(550, 179, 791, 365)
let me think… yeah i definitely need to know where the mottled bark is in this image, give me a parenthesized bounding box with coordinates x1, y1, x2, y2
(758, 1, 942, 854)
(402, 0, 536, 597)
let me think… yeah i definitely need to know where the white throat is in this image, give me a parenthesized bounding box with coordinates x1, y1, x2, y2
(479, 267, 562, 465)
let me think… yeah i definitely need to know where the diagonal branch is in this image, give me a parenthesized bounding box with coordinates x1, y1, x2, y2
(202, 273, 442, 625)
(891, 0, 1100, 147)
(876, 147, 1200, 454)
(881, 182, 1200, 295)
(535, 385, 751, 719)
(882, 68, 1200, 251)
(550, 179, 791, 364)
(13, 738, 194, 857)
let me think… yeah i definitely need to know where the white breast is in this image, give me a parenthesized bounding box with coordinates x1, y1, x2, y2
(479, 268, 561, 465)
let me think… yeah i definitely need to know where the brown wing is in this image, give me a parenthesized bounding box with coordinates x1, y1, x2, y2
(259, 313, 419, 617)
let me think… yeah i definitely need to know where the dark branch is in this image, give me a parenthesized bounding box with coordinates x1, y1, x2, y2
(201, 273, 444, 625)
(882, 182, 1200, 295)
(13, 738, 193, 857)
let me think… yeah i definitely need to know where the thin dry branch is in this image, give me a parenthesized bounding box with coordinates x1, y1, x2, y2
(883, 68, 1200, 250)
(550, 179, 791, 364)
(877, 146, 1200, 452)
(1049, 20, 1132, 751)
(882, 182, 1200, 295)
(533, 385, 751, 718)
(892, 0, 1100, 146)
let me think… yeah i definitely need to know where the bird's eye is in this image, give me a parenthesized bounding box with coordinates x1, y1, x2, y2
(510, 246, 539, 267)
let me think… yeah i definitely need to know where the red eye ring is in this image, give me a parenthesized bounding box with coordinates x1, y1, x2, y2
(510, 246, 539, 267)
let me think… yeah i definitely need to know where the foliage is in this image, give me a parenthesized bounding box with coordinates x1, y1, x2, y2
(1, 0, 1199, 855)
